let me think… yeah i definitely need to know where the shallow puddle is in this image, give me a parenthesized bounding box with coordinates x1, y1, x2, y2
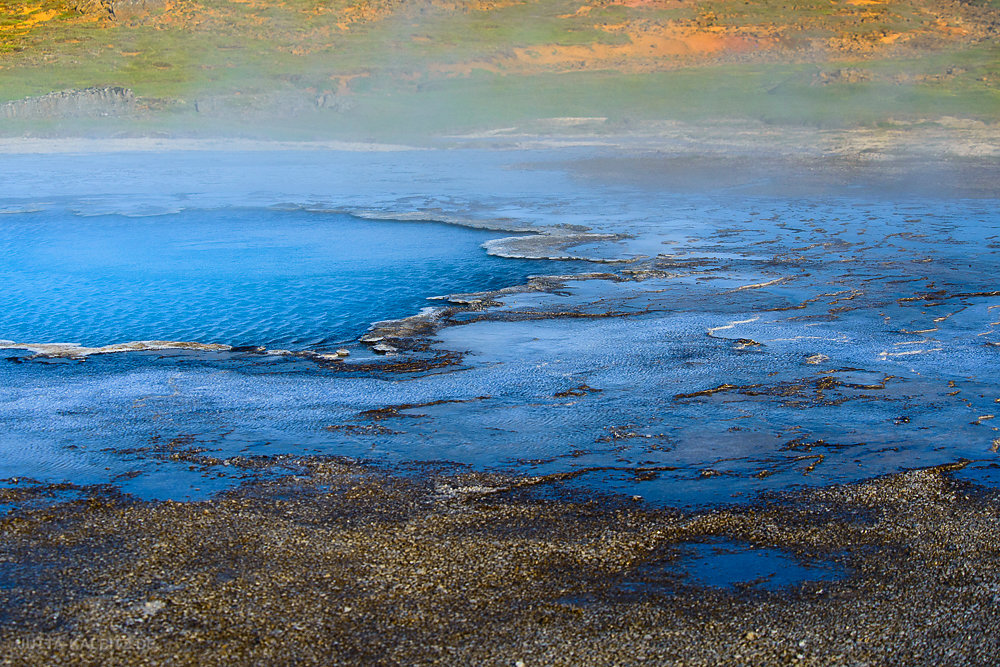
(679, 539, 847, 590)
(624, 538, 848, 593)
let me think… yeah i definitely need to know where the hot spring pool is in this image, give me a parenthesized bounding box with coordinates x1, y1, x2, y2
(0, 206, 559, 350)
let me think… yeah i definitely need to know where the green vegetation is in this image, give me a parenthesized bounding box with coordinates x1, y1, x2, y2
(1, 0, 998, 138)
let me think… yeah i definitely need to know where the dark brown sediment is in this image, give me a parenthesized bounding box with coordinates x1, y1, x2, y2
(0, 461, 998, 665)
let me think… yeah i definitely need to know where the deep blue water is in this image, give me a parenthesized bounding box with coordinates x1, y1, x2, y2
(0, 207, 553, 350)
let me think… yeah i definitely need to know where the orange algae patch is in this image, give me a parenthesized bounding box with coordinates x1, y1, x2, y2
(429, 60, 502, 76)
(559, 5, 592, 18)
(932, 17, 970, 36)
(431, 0, 524, 10)
(560, 0, 689, 17)
(336, 0, 398, 31)
(505, 22, 775, 73)
(607, 0, 692, 6)
(147, 0, 269, 36)
(1, 6, 60, 34)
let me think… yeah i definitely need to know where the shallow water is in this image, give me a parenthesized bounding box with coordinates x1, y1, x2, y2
(621, 538, 847, 593)
(1, 148, 998, 507)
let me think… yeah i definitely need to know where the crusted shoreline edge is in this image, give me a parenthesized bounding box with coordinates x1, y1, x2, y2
(0, 204, 633, 361)
(0, 459, 998, 664)
(4, 128, 998, 362)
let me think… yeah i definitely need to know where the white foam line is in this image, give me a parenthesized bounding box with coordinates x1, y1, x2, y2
(878, 348, 944, 359)
(977, 305, 1000, 337)
(0, 340, 231, 358)
(707, 317, 760, 338)
(728, 276, 790, 292)
(933, 307, 967, 324)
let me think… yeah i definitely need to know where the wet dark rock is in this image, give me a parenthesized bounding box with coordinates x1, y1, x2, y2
(553, 384, 602, 398)
(356, 397, 489, 423)
(595, 425, 662, 443)
(674, 383, 739, 400)
(230, 345, 266, 354)
(325, 424, 402, 436)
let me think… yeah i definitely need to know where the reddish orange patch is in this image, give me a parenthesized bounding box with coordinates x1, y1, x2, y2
(429, 61, 502, 76)
(603, 0, 695, 7)
(504, 22, 776, 73)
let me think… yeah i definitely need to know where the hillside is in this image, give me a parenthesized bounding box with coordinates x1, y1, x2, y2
(1, 0, 999, 138)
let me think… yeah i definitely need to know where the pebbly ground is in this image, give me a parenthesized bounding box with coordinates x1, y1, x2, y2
(0, 461, 998, 665)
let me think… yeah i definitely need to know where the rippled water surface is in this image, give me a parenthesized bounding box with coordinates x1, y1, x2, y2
(0, 207, 552, 349)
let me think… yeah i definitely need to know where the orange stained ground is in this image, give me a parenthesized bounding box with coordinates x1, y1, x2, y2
(1, 5, 60, 34)
(506, 23, 778, 73)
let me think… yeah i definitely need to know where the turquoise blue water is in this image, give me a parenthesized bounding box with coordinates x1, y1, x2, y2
(0, 207, 549, 349)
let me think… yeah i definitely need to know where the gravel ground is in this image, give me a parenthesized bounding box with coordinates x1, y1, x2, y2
(0, 460, 997, 665)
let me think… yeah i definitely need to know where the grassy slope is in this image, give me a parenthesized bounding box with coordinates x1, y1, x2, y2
(1, 0, 998, 138)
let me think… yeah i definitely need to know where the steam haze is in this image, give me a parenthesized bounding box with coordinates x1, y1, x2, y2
(0, 0, 998, 142)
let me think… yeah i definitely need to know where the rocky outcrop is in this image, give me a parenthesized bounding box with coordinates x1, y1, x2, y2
(1, 87, 136, 119)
